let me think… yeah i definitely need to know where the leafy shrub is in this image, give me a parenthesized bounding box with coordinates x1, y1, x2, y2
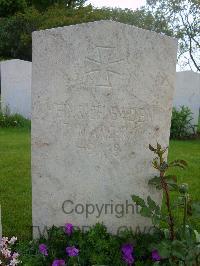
(0, 0, 28, 17)
(0, 111, 31, 128)
(132, 143, 200, 265)
(0, 7, 42, 60)
(170, 106, 196, 139)
(0, 4, 172, 61)
(17, 223, 162, 266)
(0, 236, 20, 265)
(10, 143, 200, 265)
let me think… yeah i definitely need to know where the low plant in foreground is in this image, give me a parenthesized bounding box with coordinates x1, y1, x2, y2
(132, 143, 200, 265)
(16, 222, 165, 265)
(0, 110, 30, 128)
(10, 143, 200, 265)
(170, 106, 197, 139)
(0, 236, 21, 265)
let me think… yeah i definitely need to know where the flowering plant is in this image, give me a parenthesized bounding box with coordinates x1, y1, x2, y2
(132, 143, 200, 265)
(0, 236, 20, 266)
(64, 223, 73, 236)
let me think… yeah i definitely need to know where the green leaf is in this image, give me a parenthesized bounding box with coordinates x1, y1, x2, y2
(166, 179, 178, 191)
(171, 240, 187, 260)
(192, 201, 200, 217)
(149, 144, 156, 152)
(131, 195, 146, 208)
(169, 160, 188, 169)
(152, 214, 161, 225)
(152, 159, 159, 170)
(140, 206, 152, 217)
(147, 196, 160, 213)
(161, 228, 170, 239)
(148, 176, 162, 189)
(156, 240, 171, 258)
(164, 175, 177, 182)
(193, 230, 200, 243)
(152, 262, 160, 266)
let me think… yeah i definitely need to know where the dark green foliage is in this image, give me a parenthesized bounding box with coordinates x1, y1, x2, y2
(17, 223, 159, 265)
(0, 111, 31, 128)
(0, 7, 41, 60)
(0, 0, 87, 17)
(0, 0, 28, 17)
(146, 0, 200, 71)
(170, 106, 196, 139)
(0, 4, 172, 61)
(132, 143, 200, 265)
(30, 0, 86, 11)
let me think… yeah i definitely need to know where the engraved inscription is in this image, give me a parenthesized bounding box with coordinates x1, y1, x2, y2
(85, 46, 126, 88)
(53, 102, 147, 124)
(53, 101, 149, 152)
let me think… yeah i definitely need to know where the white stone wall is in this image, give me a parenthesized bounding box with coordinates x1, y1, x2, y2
(173, 71, 200, 125)
(1, 59, 32, 119)
(32, 21, 177, 236)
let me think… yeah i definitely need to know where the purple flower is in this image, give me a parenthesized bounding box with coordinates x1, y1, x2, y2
(152, 249, 161, 261)
(66, 246, 79, 257)
(52, 259, 65, 266)
(39, 244, 48, 256)
(121, 243, 134, 265)
(64, 223, 73, 236)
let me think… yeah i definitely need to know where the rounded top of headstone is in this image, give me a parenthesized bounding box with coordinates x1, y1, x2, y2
(0, 59, 31, 66)
(32, 20, 177, 43)
(176, 70, 200, 76)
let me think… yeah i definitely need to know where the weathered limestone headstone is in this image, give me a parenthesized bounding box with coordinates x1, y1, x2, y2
(32, 21, 177, 236)
(174, 71, 200, 125)
(1, 59, 32, 119)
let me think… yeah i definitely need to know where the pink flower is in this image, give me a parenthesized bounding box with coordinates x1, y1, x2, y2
(8, 237, 17, 245)
(121, 243, 134, 265)
(52, 259, 65, 266)
(39, 244, 48, 256)
(1, 247, 11, 258)
(64, 223, 73, 236)
(0, 237, 8, 248)
(10, 257, 20, 265)
(66, 246, 79, 257)
(151, 249, 161, 261)
(12, 252, 19, 259)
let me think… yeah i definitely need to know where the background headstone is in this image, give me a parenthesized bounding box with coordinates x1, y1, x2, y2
(174, 71, 200, 125)
(1, 59, 32, 119)
(32, 21, 177, 236)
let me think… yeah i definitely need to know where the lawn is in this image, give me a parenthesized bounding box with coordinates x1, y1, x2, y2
(0, 128, 31, 239)
(0, 128, 199, 240)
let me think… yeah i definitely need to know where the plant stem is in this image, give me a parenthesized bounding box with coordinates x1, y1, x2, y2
(183, 194, 187, 237)
(159, 154, 175, 241)
(161, 174, 175, 240)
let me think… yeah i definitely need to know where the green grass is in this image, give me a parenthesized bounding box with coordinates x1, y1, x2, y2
(0, 128, 31, 239)
(166, 139, 200, 230)
(0, 128, 199, 240)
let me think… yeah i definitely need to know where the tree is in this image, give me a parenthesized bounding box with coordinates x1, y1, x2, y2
(146, 0, 200, 72)
(0, 4, 172, 61)
(0, 0, 87, 17)
(30, 0, 86, 11)
(0, 0, 28, 17)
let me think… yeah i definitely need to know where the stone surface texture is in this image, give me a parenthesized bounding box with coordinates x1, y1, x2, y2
(1, 59, 32, 119)
(174, 71, 200, 125)
(32, 21, 178, 236)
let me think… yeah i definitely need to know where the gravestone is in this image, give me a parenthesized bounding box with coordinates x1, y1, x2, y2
(32, 21, 178, 237)
(1, 59, 32, 119)
(174, 71, 200, 125)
